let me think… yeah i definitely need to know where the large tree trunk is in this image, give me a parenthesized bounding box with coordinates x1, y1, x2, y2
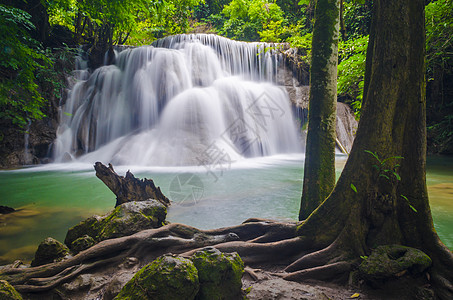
(291, 0, 453, 298)
(299, 0, 340, 220)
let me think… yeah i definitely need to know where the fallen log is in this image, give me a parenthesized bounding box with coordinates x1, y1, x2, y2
(94, 162, 170, 207)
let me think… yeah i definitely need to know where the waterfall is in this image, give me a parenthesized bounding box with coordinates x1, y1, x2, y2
(53, 34, 302, 166)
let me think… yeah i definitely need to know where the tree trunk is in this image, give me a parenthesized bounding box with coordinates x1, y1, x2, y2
(299, 0, 340, 220)
(293, 0, 453, 297)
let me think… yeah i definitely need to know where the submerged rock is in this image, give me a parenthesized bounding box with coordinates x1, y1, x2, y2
(65, 200, 167, 250)
(358, 245, 432, 284)
(192, 247, 244, 300)
(0, 206, 15, 214)
(115, 255, 199, 300)
(31, 237, 69, 267)
(0, 280, 22, 300)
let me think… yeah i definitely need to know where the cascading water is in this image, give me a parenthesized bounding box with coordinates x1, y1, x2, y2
(53, 34, 302, 166)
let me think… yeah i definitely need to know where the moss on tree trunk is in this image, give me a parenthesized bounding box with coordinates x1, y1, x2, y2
(299, 0, 340, 220)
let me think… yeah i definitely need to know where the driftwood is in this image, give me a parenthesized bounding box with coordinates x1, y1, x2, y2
(94, 162, 170, 207)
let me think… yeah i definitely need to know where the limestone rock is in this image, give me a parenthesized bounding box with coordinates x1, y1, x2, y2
(114, 255, 199, 300)
(65, 200, 167, 249)
(0, 280, 22, 300)
(31, 237, 69, 267)
(358, 245, 432, 284)
(192, 247, 244, 300)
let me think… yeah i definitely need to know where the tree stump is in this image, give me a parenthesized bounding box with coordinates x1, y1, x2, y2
(94, 162, 170, 207)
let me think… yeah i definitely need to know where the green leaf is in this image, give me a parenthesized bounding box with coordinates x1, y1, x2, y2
(409, 204, 418, 213)
(364, 150, 381, 164)
(350, 183, 357, 193)
(63, 112, 73, 117)
(401, 195, 418, 212)
(379, 174, 390, 180)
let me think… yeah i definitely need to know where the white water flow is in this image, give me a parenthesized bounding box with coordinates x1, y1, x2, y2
(54, 34, 302, 166)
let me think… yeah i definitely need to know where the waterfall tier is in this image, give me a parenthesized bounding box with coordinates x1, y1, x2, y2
(54, 34, 303, 166)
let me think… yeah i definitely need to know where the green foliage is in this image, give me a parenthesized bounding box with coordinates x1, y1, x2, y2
(343, 0, 372, 40)
(350, 183, 357, 193)
(0, 5, 50, 126)
(337, 35, 368, 118)
(425, 0, 453, 151)
(364, 150, 403, 182)
(220, 0, 288, 41)
(425, 0, 453, 80)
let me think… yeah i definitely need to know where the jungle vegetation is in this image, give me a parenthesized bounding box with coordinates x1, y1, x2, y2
(0, 0, 451, 152)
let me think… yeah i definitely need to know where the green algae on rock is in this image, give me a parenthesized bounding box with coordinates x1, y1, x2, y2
(358, 245, 432, 283)
(31, 237, 69, 267)
(114, 255, 199, 300)
(64, 200, 167, 250)
(0, 280, 22, 300)
(192, 247, 244, 300)
(71, 235, 96, 254)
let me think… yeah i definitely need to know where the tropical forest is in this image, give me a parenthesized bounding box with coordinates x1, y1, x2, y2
(0, 0, 452, 299)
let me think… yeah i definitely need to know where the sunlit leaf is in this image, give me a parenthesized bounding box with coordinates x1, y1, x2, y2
(350, 183, 357, 193)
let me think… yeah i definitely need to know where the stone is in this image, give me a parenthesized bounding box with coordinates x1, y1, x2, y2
(0, 280, 22, 300)
(358, 245, 432, 284)
(71, 235, 96, 253)
(191, 247, 244, 300)
(31, 237, 69, 267)
(114, 255, 199, 300)
(65, 200, 167, 249)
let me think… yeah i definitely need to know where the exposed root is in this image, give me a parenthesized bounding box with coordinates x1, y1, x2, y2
(284, 261, 354, 283)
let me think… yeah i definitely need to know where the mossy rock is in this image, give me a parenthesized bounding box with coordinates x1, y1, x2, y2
(71, 235, 96, 253)
(114, 254, 199, 300)
(31, 237, 69, 267)
(65, 200, 167, 249)
(359, 245, 432, 283)
(192, 247, 244, 300)
(0, 280, 22, 300)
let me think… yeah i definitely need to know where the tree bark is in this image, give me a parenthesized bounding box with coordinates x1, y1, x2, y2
(299, 0, 340, 220)
(293, 0, 453, 298)
(94, 162, 170, 207)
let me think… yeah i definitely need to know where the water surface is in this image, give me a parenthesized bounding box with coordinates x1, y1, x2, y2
(0, 155, 452, 264)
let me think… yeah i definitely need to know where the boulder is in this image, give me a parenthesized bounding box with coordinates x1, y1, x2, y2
(31, 237, 69, 267)
(114, 255, 199, 300)
(192, 247, 244, 300)
(359, 245, 432, 284)
(0, 280, 22, 300)
(65, 200, 167, 249)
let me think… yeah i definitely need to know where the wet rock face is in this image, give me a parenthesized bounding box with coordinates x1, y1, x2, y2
(31, 237, 69, 267)
(64, 200, 167, 250)
(0, 280, 22, 300)
(192, 247, 244, 300)
(114, 255, 200, 300)
(358, 245, 432, 284)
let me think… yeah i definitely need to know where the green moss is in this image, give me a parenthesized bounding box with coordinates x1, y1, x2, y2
(0, 280, 22, 300)
(31, 237, 69, 267)
(192, 247, 244, 300)
(64, 200, 167, 250)
(115, 255, 199, 300)
(359, 245, 432, 282)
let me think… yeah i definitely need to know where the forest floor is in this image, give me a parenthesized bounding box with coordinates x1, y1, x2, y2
(243, 266, 425, 300)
